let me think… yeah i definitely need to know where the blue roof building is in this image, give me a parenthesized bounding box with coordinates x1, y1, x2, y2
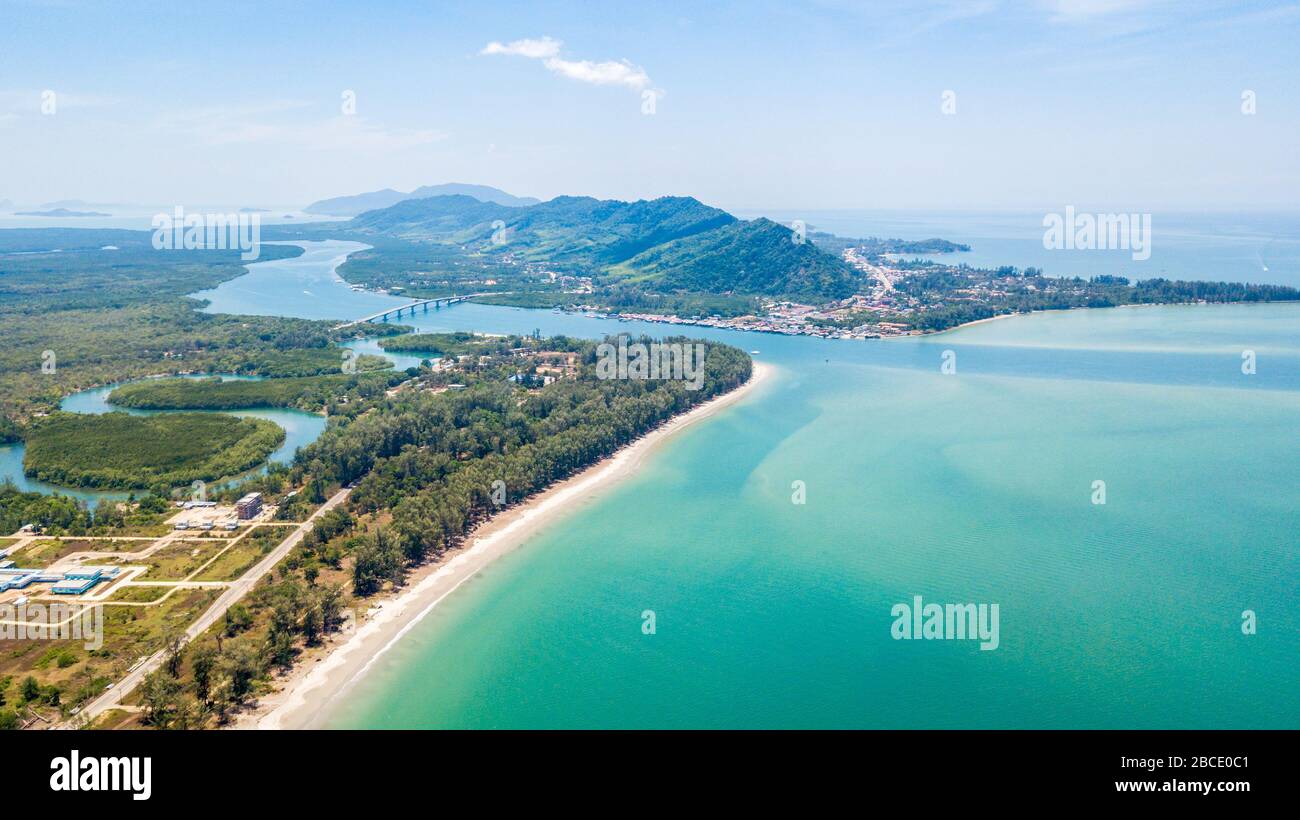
(51, 577, 98, 595)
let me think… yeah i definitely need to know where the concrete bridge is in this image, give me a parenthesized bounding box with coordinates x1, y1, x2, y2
(334, 292, 504, 329)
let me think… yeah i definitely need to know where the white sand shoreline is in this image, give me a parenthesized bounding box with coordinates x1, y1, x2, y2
(241, 361, 775, 730)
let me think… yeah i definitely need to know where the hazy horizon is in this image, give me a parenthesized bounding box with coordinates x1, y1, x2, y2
(2, 0, 1298, 212)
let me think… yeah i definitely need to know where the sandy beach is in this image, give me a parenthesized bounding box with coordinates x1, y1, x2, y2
(240, 361, 774, 729)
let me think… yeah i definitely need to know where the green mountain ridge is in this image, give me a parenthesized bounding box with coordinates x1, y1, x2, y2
(349, 194, 513, 240)
(346, 193, 856, 300)
(610, 217, 858, 299)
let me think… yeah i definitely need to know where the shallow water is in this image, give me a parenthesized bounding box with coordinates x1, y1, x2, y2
(311, 293, 1299, 728)
(19, 238, 1299, 727)
(738, 209, 1300, 288)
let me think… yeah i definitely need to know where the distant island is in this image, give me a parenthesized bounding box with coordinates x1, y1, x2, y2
(304, 183, 540, 216)
(16, 208, 111, 217)
(39, 199, 131, 210)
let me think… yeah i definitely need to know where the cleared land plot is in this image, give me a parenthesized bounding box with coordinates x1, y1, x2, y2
(138, 540, 227, 580)
(107, 586, 170, 603)
(0, 588, 220, 713)
(6, 539, 106, 568)
(194, 526, 285, 582)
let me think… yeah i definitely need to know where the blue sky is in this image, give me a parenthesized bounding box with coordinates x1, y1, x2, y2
(0, 0, 1297, 211)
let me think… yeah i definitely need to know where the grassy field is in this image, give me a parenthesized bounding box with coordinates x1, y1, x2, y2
(139, 540, 226, 581)
(90, 708, 136, 729)
(194, 526, 283, 582)
(0, 588, 220, 721)
(22, 411, 285, 490)
(107, 586, 170, 603)
(5, 539, 112, 569)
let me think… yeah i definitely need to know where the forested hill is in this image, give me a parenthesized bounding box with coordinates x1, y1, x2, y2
(349, 194, 737, 264)
(609, 217, 858, 300)
(349, 194, 516, 240)
(344, 193, 856, 300)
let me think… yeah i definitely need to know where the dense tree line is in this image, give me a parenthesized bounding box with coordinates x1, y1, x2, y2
(22, 411, 285, 490)
(229, 347, 392, 378)
(0, 481, 171, 536)
(107, 370, 404, 412)
(138, 574, 346, 728)
(380, 331, 536, 357)
(287, 337, 751, 594)
(894, 268, 1300, 332)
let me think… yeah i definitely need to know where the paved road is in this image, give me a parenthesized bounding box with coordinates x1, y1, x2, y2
(69, 488, 352, 727)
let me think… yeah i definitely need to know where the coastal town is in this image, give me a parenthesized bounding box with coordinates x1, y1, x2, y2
(601, 300, 918, 340)
(569, 240, 1297, 340)
(579, 248, 964, 339)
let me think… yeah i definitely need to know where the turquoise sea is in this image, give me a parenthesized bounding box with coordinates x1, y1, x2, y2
(181, 240, 1300, 729)
(738, 209, 1300, 288)
(8, 235, 1296, 728)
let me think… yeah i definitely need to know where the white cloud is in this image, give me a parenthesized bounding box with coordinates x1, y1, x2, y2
(542, 57, 651, 90)
(481, 36, 654, 92)
(481, 36, 562, 59)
